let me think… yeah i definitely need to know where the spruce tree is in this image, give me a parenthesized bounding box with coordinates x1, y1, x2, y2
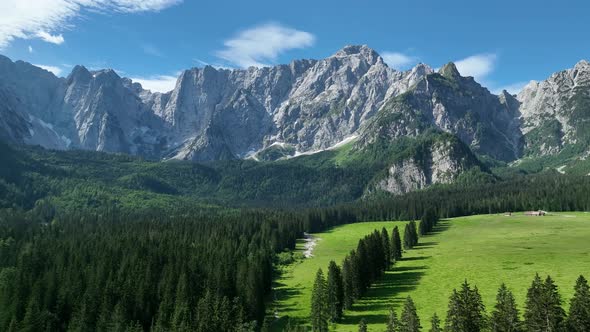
(391, 226, 402, 261)
(404, 225, 413, 250)
(326, 261, 344, 322)
(491, 283, 521, 332)
(445, 280, 486, 332)
(358, 318, 368, 332)
(310, 269, 328, 332)
(400, 296, 421, 332)
(342, 256, 354, 310)
(524, 274, 565, 332)
(429, 313, 442, 332)
(409, 220, 418, 246)
(386, 307, 401, 332)
(381, 227, 391, 268)
(567, 275, 590, 331)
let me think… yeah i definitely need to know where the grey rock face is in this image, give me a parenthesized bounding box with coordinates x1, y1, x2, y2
(375, 137, 478, 195)
(518, 60, 590, 156)
(0, 46, 433, 161)
(1, 49, 589, 168)
(359, 63, 523, 161)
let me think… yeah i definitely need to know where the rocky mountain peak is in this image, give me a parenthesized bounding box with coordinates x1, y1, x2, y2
(439, 62, 461, 79)
(332, 44, 382, 65)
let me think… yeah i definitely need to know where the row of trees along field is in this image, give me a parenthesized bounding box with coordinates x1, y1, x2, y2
(348, 274, 590, 332)
(309, 212, 437, 331)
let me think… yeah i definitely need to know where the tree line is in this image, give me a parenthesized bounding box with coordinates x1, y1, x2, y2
(308, 211, 439, 331)
(349, 274, 590, 332)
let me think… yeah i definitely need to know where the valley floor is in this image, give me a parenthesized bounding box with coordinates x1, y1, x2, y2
(269, 212, 590, 331)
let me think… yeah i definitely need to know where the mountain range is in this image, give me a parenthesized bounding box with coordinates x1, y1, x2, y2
(1, 45, 589, 195)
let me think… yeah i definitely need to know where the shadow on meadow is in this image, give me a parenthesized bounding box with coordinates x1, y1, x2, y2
(339, 220, 452, 327)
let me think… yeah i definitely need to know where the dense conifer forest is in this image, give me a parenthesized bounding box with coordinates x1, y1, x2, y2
(2, 141, 590, 330)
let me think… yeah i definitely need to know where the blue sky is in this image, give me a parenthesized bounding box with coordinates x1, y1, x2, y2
(1, 0, 589, 93)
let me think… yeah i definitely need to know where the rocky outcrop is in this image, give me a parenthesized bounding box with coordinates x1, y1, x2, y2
(359, 63, 523, 161)
(375, 136, 480, 195)
(518, 60, 590, 156)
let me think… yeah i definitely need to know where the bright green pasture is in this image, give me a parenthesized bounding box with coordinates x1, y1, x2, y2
(270, 212, 590, 331)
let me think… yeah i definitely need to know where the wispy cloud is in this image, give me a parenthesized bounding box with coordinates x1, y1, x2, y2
(381, 52, 418, 70)
(453, 53, 527, 95)
(34, 64, 63, 76)
(454, 53, 497, 82)
(0, 0, 182, 49)
(131, 73, 179, 93)
(28, 45, 33, 53)
(492, 81, 528, 95)
(35, 31, 65, 45)
(142, 43, 163, 57)
(216, 22, 315, 68)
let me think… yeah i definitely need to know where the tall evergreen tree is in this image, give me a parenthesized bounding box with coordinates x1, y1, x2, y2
(310, 269, 328, 332)
(341, 256, 354, 310)
(491, 283, 521, 332)
(400, 296, 421, 332)
(429, 313, 442, 332)
(404, 224, 413, 250)
(391, 226, 402, 261)
(524, 274, 565, 332)
(567, 275, 590, 332)
(326, 261, 344, 322)
(386, 307, 401, 332)
(381, 227, 391, 268)
(445, 280, 486, 332)
(409, 221, 418, 247)
(358, 318, 368, 332)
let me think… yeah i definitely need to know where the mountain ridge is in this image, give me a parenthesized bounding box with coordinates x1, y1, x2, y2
(1, 46, 590, 194)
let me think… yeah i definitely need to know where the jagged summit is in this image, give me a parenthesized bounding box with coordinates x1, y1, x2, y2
(438, 62, 461, 78)
(332, 44, 382, 64)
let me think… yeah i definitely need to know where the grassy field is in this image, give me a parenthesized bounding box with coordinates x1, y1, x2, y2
(269, 212, 590, 331)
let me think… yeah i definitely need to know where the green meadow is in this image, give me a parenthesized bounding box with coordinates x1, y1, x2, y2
(270, 212, 590, 331)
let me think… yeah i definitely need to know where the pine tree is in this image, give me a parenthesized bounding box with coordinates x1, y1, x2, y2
(409, 221, 418, 246)
(404, 225, 413, 250)
(391, 226, 402, 261)
(311, 269, 328, 332)
(358, 318, 368, 332)
(400, 296, 421, 332)
(342, 256, 354, 310)
(429, 313, 442, 332)
(491, 283, 521, 332)
(381, 228, 391, 268)
(567, 275, 590, 331)
(386, 307, 401, 332)
(524, 274, 565, 332)
(445, 280, 486, 332)
(326, 261, 344, 322)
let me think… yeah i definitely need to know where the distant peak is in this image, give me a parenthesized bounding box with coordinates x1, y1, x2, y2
(332, 45, 381, 63)
(67, 65, 92, 82)
(439, 62, 461, 78)
(574, 59, 590, 71)
(411, 63, 434, 75)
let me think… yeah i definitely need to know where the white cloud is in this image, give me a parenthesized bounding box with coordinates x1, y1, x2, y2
(492, 81, 528, 95)
(454, 53, 497, 82)
(381, 52, 418, 70)
(28, 45, 33, 53)
(0, 0, 182, 48)
(216, 22, 315, 68)
(36, 31, 65, 45)
(34, 64, 63, 76)
(131, 74, 178, 93)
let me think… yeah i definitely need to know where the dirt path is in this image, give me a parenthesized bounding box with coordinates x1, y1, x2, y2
(303, 232, 319, 258)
